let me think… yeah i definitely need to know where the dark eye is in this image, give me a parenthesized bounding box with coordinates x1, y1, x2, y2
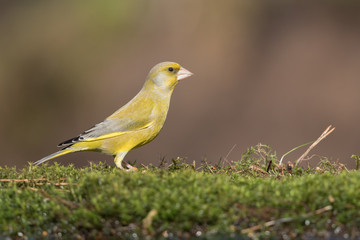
(168, 67, 174, 72)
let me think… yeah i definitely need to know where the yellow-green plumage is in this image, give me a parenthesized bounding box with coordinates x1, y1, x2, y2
(35, 62, 193, 169)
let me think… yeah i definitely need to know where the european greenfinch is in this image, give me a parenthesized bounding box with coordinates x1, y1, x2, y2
(35, 62, 193, 169)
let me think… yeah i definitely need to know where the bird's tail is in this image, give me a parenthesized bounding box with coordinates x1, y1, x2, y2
(34, 149, 74, 166)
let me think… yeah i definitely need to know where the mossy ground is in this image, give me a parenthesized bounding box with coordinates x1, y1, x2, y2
(1, 145, 359, 239)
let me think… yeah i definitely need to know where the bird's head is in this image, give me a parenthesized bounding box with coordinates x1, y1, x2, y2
(146, 62, 193, 91)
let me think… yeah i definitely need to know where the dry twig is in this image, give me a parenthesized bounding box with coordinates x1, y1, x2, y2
(295, 125, 335, 166)
(241, 205, 332, 234)
(38, 189, 79, 208)
(249, 165, 269, 175)
(0, 178, 66, 182)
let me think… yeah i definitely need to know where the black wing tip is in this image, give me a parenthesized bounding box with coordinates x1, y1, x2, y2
(58, 136, 83, 147)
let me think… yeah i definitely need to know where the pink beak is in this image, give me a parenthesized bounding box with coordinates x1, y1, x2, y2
(177, 67, 193, 80)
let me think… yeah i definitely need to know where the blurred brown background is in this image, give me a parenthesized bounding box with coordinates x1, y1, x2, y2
(1, 1, 359, 168)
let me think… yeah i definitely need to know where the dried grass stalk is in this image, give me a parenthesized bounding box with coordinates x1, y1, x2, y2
(295, 125, 335, 166)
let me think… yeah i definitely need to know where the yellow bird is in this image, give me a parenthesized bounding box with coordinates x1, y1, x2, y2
(35, 62, 193, 169)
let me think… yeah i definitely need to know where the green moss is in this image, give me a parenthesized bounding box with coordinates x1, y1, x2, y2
(0, 152, 359, 239)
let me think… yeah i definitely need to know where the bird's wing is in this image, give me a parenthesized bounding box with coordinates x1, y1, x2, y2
(58, 117, 154, 147)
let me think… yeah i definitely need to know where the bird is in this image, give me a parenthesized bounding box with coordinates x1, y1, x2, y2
(35, 61, 193, 169)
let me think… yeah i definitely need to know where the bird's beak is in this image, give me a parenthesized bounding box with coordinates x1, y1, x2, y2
(177, 67, 193, 81)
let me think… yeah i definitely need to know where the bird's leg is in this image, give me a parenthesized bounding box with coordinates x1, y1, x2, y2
(114, 152, 127, 170)
(114, 152, 137, 171)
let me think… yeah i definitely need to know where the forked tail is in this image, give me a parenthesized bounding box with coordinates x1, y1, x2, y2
(34, 149, 73, 166)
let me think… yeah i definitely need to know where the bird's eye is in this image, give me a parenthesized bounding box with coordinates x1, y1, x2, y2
(168, 67, 174, 72)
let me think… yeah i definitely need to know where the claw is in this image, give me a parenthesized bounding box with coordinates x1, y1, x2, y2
(124, 162, 138, 171)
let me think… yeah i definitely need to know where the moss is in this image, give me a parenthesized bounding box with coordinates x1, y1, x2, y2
(0, 148, 359, 239)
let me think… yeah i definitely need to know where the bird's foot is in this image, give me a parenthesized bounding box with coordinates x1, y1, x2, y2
(123, 162, 138, 171)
